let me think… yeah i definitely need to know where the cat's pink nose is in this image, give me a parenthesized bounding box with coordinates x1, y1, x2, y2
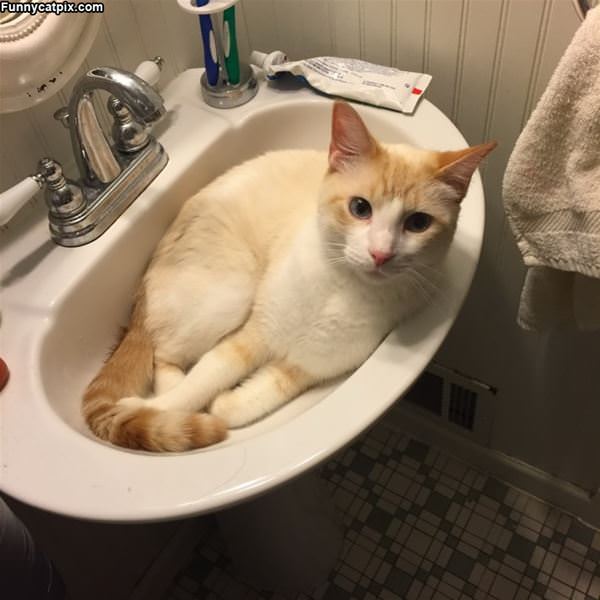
(369, 249, 395, 267)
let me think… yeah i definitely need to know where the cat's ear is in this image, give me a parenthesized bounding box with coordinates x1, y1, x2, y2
(329, 101, 377, 172)
(435, 141, 497, 201)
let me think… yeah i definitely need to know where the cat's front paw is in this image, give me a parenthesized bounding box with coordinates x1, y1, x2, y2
(210, 392, 259, 428)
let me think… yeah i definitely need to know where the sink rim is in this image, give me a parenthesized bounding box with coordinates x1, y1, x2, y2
(0, 70, 484, 522)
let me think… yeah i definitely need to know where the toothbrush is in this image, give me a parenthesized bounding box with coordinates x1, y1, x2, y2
(223, 6, 240, 84)
(195, 0, 219, 86)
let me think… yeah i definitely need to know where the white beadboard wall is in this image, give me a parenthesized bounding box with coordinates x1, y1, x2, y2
(1, 1, 598, 494)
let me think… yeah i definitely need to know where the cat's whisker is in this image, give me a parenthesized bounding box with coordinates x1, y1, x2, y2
(414, 273, 443, 298)
(402, 268, 438, 304)
(409, 265, 440, 285)
(401, 274, 427, 304)
(411, 262, 444, 280)
(409, 271, 440, 297)
(414, 277, 443, 307)
(406, 278, 431, 302)
(326, 258, 347, 266)
(396, 260, 441, 283)
(345, 248, 367, 266)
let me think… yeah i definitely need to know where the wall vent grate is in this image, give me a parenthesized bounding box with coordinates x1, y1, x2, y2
(448, 384, 478, 430)
(403, 362, 496, 446)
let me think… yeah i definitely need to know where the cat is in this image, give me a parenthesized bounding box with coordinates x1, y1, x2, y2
(82, 101, 496, 452)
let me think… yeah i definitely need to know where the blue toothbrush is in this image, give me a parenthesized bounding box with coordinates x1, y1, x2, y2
(195, 0, 219, 86)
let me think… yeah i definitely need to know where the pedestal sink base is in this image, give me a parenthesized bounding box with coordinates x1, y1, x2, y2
(216, 470, 343, 594)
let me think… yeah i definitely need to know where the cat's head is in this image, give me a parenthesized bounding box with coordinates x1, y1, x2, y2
(319, 101, 496, 284)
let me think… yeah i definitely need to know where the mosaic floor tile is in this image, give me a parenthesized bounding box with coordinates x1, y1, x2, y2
(165, 421, 599, 600)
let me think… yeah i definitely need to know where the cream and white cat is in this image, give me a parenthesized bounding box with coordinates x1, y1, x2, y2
(83, 101, 495, 452)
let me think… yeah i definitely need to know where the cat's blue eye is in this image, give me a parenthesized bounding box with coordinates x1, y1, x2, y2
(404, 212, 432, 233)
(349, 197, 372, 220)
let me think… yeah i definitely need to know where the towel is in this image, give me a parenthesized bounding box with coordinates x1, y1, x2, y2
(503, 7, 600, 332)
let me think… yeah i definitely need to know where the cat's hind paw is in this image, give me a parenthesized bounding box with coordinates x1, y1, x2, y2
(210, 392, 260, 429)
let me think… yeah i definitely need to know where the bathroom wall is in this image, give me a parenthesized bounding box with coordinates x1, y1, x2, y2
(1, 1, 598, 496)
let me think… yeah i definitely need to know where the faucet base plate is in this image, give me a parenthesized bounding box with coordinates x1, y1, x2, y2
(50, 141, 169, 247)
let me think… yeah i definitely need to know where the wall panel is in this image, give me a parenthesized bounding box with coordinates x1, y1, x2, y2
(330, 0, 361, 59)
(393, 0, 427, 74)
(361, 0, 393, 66)
(425, 0, 463, 117)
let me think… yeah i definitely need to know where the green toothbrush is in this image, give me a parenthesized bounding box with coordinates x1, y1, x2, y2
(223, 6, 240, 84)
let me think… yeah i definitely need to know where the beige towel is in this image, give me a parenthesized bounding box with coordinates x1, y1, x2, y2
(503, 7, 600, 332)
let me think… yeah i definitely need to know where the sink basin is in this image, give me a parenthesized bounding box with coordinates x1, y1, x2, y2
(0, 70, 484, 522)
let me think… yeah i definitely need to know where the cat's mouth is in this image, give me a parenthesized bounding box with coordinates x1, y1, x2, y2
(363, 261, 417, 283)
(368, 267, 389, 277)
(359, 264, 396, 282)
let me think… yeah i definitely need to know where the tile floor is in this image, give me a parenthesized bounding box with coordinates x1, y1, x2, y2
(165, 421, 600, 600)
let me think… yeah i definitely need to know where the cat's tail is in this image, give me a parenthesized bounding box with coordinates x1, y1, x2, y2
(82, 294, 227, 452)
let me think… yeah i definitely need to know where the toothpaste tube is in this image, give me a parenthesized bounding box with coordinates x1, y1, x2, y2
(250, 51, 432, 115)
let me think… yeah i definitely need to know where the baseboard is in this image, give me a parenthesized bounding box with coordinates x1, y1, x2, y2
(387, 404, 600, 530)
(130, 516, 212, 600)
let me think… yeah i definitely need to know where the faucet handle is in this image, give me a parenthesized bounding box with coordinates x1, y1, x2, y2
(0, 158, 85, 226)
(39, 158, 65, 185)
(53, 107, 71, 129)
(108, 97, 150, 153)
(0, 173, 44, 226)
(134, 56, 164, 87)
(38, 158, 86, 219)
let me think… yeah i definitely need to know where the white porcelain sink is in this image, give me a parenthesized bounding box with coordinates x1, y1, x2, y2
(0, 70, 484, 522)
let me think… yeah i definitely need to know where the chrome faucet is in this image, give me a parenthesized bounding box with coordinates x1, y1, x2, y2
(36, 63, 169, 246)
(67, 66, 166, 186)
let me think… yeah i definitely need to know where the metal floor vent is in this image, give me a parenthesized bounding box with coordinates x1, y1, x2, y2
(404, 362, 496, 446)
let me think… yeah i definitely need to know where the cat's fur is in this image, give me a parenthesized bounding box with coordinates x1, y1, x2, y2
(83, 101, 495, 452)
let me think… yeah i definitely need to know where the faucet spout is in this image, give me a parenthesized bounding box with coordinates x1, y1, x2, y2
(68, 67, 166, 185)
